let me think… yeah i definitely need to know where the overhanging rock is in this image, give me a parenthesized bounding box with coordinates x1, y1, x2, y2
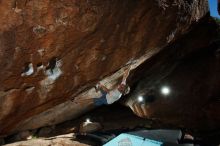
(0, 0, 208, 136)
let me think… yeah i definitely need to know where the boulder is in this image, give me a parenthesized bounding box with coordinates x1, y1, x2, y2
(0, 0, 209, 136)
(4, 133, 88, 146)
(79, 122, 102, 134)
(6, 130, 32, 142)
(38, 126, 53, 137)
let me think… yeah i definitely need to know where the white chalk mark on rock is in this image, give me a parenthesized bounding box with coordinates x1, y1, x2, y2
(38, 59, 63, 100)
(33, 25, 47, 36)
(21, 63, 34, 76)
(45, 59, 62, 80)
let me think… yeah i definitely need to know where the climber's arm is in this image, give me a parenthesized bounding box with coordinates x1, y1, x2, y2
(98, 83, 110, 93)
(121, 66, 131, 84)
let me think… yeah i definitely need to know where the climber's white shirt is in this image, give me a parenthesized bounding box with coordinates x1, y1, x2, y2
(106, 88, 122, 104)
(105, 77, 127, 104)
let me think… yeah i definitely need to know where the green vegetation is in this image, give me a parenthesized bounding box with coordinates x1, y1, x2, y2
(215, 18, 220, 23)
(214, 17, 220, 24)
(31, 135, 38, 139)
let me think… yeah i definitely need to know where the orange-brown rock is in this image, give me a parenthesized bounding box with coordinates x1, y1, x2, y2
(0, 0, 208, 136)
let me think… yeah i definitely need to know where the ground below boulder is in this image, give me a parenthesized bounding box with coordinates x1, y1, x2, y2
(4, 133, 89, 146)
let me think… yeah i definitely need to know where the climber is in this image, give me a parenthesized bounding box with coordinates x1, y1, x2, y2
(72, 66, 131, 106)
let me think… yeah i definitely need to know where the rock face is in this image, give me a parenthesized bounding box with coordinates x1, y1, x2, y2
(0, 0, 208, 136)
(126, 17, 220, 131)
(4, 133, 89, 146)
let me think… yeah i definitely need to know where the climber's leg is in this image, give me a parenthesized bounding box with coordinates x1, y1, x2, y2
(93, 90, 108, 106)
(72, 89, 108, 106)
(72, 98, 94, 104)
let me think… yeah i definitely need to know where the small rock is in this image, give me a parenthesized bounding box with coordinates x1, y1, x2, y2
(38, 126, 53, 137)
(19, 131, 31, 139)
(9, 130, 31, 142)
(79, 122, 102, 133)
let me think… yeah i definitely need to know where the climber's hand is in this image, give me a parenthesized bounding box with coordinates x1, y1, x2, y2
(95, 82, 101, 92)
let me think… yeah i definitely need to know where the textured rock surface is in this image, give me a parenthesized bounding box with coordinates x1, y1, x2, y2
(126, 17, 220, 131)
(12, 54, 149, 133)
(4, 133, 89, 146)
(0, 0, 208, 136)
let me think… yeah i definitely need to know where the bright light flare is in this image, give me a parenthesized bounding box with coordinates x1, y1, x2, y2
(138, 96, 144, 102)
(161, 86, 170, 95)
(85, 118, 91, 123)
